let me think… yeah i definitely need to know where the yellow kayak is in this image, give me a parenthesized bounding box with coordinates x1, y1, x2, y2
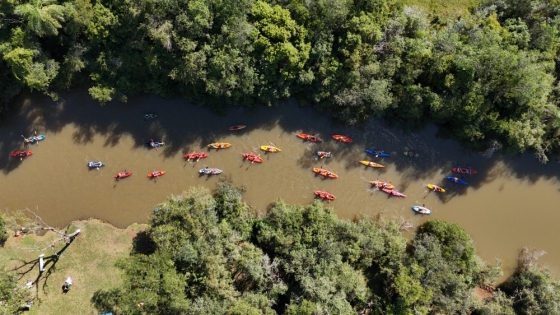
(427, 184, 445, 193)
(359, 160, 385, 168)
(207, 142, 231, 149)
(260, 145, 282, 153)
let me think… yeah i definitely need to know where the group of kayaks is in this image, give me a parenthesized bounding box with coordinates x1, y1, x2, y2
(10, 133, 46, 160)
(13, 123, 477, 215)
(297, 132, 480, 215)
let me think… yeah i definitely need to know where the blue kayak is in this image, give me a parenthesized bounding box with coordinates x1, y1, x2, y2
(24, 135, 45, 143)
(87, 161, 105, 168)
(145, 141, 164, 148)
(365, 150, 390, 157)
(446, 176, 468, 185)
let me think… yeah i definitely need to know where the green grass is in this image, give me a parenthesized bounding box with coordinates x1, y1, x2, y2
(403, 0, 481, 19)
(0, 219, 147, 315)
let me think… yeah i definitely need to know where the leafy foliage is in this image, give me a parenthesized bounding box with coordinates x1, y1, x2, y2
(89, 185, 557, 315)
(0, 214, 7, 246)
(1, 0, 560, 158)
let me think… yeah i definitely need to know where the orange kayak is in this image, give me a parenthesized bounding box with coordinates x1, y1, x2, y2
(297, 133, 322, 143)
(370, 181, 395, 190)
(314, 190, 336, 201)
(332, 135, 353, 143)
(207, 143, 231, 149)
(312, 167, 338, 179)
(242, 153, 263, 163)
(147, 170, 165, 178)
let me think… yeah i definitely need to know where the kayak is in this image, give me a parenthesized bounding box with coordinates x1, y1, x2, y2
(314, 190, 336, 201)
(242, 153, 263, 163)
(312, 167, 338, 179)
(427, 184, 445, 192)
(297, 133, 322, 143)
(23, 135, 45, 143)
(184, 152, 208, 160)
(199, 168, 222, 175)
(446, 176, 468, 185)
(365, 150, 390, 157)
(87, 161, 105, 168)
(115, 171, 132, 179)
(260, 145, 282, 153)
(143, 112, 158, 120)
(360, 161, 385, 168)
(317, 151, 332, 158)
(229, 125, 246, 131)
(452, 167, 478, 175)
(207, 143, 231, 149)
(145, 141, 164, 148)
(332, 135, 353, 143)
(370, 181, 395, 190)
(147, 170, 165, 178)
(11, 150, 33, 158)
(404, 151, 419, 158)
(412, 206, 432, 215)
(381, 188, 406, 197)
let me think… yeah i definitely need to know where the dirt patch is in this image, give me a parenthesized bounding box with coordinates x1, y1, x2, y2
(474, 286, 494, 301)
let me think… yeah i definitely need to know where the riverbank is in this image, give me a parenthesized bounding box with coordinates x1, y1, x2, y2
(0, 219, 147, 315)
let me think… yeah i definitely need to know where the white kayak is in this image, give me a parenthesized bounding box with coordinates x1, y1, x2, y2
(199, 168, 222, 175)
(412, 205, 432, 215)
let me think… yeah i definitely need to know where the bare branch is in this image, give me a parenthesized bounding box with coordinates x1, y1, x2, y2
(518, 247, 546, 270)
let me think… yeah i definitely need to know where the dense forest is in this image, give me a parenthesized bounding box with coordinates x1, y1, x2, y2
(1, 0, 560, 159)
(66, 182, 560, 314)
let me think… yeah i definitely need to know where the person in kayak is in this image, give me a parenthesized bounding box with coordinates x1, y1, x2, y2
(454, 177, 459, 183)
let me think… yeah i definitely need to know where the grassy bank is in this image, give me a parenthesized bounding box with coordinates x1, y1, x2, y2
(0, 219, 146, 315)
(404, 0, 481, 18)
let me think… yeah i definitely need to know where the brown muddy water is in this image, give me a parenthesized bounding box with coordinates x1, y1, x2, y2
(2, 90, 560, 277)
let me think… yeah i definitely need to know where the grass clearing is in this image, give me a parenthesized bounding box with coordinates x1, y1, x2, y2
(0, 219, 146, 315)
(403, 0, 481, 19)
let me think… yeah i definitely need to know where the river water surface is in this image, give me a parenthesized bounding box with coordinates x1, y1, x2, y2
(2, 90, 560, 277)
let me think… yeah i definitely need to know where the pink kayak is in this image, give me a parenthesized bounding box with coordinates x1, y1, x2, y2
(381, 188, 406, 198)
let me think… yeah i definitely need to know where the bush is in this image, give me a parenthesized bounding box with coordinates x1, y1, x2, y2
(0, 215, 7, 246)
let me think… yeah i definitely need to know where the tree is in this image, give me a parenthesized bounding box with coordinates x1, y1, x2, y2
(14, 0, 66, 37)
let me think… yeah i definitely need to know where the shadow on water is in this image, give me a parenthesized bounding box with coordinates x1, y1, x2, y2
(2, 89, 560, 198)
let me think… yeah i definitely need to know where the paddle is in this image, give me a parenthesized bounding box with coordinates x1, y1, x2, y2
(150, 139, 158, 151)
(34, 131, 39, 146)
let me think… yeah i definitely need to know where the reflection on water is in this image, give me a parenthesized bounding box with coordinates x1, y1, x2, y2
(2, 89, 560, 278)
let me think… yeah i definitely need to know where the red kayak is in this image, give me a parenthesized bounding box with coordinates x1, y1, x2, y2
(296, 133, 322, 143)
(183, 152, 208, 160)
(147, 170, 165, 178)
(332, 135, 353, 143)
(115, 171, 132, 180)
(381, 188, 406, 197)
(11, 150, 32, 159)
(242, 153, 263, 163)
(314, 190, 336, 201)
(452, 167, 478, 175)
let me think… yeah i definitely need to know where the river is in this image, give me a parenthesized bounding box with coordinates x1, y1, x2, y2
(2, 89, 560, 277)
